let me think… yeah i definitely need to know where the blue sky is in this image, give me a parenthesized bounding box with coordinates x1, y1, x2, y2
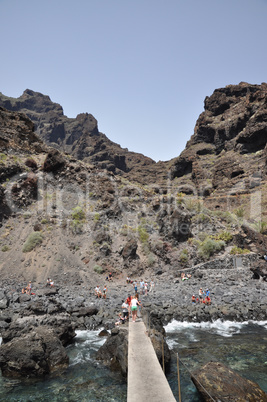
(1, 0, 267, 162)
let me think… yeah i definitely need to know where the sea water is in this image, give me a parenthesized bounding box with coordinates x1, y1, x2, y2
(165, 320, 267, 401)
(0, 330, 127, 402)
(0, 322, 266, 401)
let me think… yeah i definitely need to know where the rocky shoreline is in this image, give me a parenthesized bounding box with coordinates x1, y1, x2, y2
(0, 254, 266, 379)
(0, 256, 266, 335)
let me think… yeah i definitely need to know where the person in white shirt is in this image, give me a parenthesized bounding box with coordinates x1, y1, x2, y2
(130, 296, 141, 322)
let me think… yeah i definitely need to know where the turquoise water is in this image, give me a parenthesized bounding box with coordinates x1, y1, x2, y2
(165, 320, 267, 401)
(0, 321, 266, 401)
(0, 330, 127, 402)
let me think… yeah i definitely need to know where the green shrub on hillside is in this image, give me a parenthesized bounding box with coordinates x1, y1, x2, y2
(212, 210, 235, 224)
(230, 246, 250, 255)
(179, 248, 189, 264)
(93, 265, 104, 274)
(1, 245, 9, 252)
(94, 213, 100, 222)
(0, 153, 7, 164)
(198, 238, 225, 259)
(138, 225, 149, 243)
(234, 207, 245, 218)
(22, 232, 43, 252)
(71, 206, 86, 234)
(71, 206, 86, 221)
(212, 231, 233, 243)
(71, 220, 83, 234)
(41, 218, 48, 224)
(253, 220, 267, 234)
(192, 213, 211, 224)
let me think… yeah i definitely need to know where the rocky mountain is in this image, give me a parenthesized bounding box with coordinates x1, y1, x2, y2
(0, 81, 267, 287)
(0, 89, 169, 185)
(169, 82, 267, 224)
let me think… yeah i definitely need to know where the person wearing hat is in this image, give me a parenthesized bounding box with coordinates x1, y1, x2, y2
(205, 289, 210, 297)
(192, 295, 196, 304)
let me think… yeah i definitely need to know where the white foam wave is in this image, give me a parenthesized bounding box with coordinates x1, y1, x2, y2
(164, 319, 267, 338)
(68, 329, 107, 366)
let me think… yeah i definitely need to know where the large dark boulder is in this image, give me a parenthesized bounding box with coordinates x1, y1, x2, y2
(251, 260, 267, 281)
(96, 327, 128, 376)
(42, 149, 66, 173)
(0, 326, 69, 378)
(121, 238, 138, 259)
(191, 361, 267, 401)
(1, 314, 76, 346)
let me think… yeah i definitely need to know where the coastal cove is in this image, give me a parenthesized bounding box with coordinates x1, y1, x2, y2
(0, 321, 266, 401)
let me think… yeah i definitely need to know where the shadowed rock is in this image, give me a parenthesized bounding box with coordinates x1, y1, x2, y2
(0, 326, 69, 378)
(191, 361, 267, 401)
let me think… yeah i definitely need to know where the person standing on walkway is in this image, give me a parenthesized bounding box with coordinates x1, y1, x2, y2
(130, 296, 141, 322)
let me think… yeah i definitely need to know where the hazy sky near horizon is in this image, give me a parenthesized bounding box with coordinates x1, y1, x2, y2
(1, 0, 267, 162)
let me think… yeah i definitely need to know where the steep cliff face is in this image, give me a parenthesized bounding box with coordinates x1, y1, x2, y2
(190, 82, 267, 153)
(170, 82, 267, 201)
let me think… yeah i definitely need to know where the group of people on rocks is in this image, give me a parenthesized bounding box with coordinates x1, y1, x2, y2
(46, 278, 54, 287)
(181, 272, 192, 281)
(94, 285, 107, 299)
(127, 278, 155, 296)
(21, 281, 32, 295)
(192, 288, 211, 305)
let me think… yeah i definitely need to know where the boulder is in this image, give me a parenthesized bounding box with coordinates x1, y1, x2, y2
(1, 314, 76, 346)
(96, 327, 128, 376)
(191, 361, 267, 401)
(121, 238, 138, 259)
(42, 149, 65, 173)
(250, 260, 267, 281)
(0, 326, 69, 378)
(0, 291, 8, 309)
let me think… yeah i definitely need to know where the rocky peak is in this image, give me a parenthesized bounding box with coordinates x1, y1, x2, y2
(170, 82, 267, 201)
(0, 89, 64, 116)
(188, 81, 267, 154)
(0, 90, 161, 184)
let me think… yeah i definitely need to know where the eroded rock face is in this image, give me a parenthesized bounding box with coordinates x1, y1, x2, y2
(121, 238, 138, 259)
(192, 82, 267, 154)
(250, 260, 267, 281)
(171, 82, 267, 195)
(0, 326, 69, 378)
(191, 361, 267, 402)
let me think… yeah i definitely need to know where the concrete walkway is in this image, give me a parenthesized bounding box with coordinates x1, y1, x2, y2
(127, 318, 176, 402)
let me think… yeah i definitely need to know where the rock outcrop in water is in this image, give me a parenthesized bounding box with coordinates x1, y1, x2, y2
(0, 326, 70, 378)
(191, 361, 267, 401)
